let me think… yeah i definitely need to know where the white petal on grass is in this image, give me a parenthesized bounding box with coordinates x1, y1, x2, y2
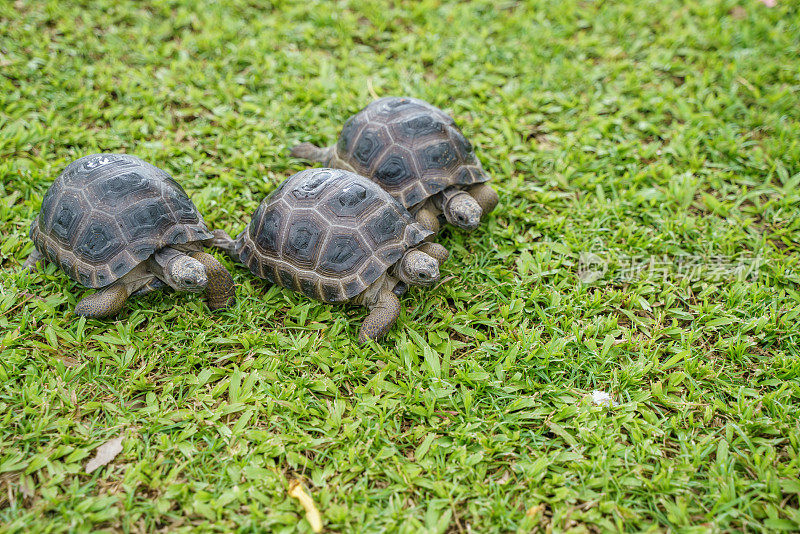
(85, 435, 124, 474)
(591, 390, 617, 407)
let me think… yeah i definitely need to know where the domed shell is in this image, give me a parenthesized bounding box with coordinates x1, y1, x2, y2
(330, 96, 490, 210)
(30, 153, 212, 288)
(233, 168, 432, 303)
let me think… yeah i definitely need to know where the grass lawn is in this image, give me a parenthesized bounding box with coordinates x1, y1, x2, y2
(1, 0, 799, 531)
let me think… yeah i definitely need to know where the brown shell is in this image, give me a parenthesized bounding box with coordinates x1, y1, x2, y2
(328, 96, 490, 210)
(30, 153, 212, 288)
(233, 168, 432, 303)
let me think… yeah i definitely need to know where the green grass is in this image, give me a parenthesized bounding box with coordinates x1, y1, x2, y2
(1, 0, 799, 531)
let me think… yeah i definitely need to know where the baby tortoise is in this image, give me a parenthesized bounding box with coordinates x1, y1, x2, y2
(212, 168, 448, 343)
(26, 153, 235, 317)
(291, 96, 499, 233)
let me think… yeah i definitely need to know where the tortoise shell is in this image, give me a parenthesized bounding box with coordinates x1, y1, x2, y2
(233, 168, 432, 304)
(30, 153, 212, 288)
(328, 96, 490, 210)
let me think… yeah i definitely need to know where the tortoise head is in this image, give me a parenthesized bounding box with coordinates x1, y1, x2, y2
(443, 191, 482, 231)
(397, 249, 440, 288)
(165, 255, 208, 293)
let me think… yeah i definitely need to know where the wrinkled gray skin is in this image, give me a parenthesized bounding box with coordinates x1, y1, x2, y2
(441, 191, 482, 230)
(395, 249, 440, 287)
(168, 256, 208, 291)
(149, 247, 208, 293)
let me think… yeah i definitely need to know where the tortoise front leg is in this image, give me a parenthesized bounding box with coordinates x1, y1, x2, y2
(74, 283, 129, 318)
(130, 278, 167, 297)
(189, 251, 236, 310)
(467, 183, 499, 217)
(392, 282, 408, 298)
(24, 249, 45, 271)
(414, 201, 440, 234)
(359, 289, 401, 344)
(417, 242, 448, 266)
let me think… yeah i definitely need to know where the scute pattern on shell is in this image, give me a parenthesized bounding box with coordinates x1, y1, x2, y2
(30, 153, 212, 288)
(329, 97, 490, 210)
(234, 168, 432, 303)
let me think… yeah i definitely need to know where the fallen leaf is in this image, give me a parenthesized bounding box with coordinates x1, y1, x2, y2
(730, 6, 747, 19)
(526, 503, 545, 518)
(85, 435, 124, 474)
(54, 354, 80, 367)
(288, 479, 323, 533)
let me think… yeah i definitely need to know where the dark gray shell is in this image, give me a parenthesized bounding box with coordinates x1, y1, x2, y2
(233, 168, 432, 303)
(329, 96, 490, 210)
(30, 153, 212, 288)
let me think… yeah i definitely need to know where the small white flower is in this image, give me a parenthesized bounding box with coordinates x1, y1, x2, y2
(591, 390, 616, 407)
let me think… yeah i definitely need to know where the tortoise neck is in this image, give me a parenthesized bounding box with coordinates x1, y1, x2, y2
(394, 250, 414, 285)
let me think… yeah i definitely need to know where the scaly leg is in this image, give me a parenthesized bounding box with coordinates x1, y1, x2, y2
(417, 242, 448, 266)
(359, 289, 401, 344)
(210, 230, 240, 259)
(290, 143, 334, 164)
(392, 282, 408, 298)
(24, 249, 45, 271)
(74, 283, 129, 318)
(189, 251, 236, 310)
(130, 278, 167, 297)
(414, 203, 440, 234)
(468, 183, 499, 217)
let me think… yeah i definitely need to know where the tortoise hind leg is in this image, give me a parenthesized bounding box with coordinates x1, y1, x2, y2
(24, 249, 45, 271)
(210, 230, 241, 261)
(189, 251, 236, 310)
(290, 143, 333, 164)
(359, 289, 401, 344)
(74, 283, 129, 318)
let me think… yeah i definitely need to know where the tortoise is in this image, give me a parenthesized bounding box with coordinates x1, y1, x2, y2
(25, 153, 235, 317)
(211, 168, 449, 343)
(291, 96, 499, 233)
